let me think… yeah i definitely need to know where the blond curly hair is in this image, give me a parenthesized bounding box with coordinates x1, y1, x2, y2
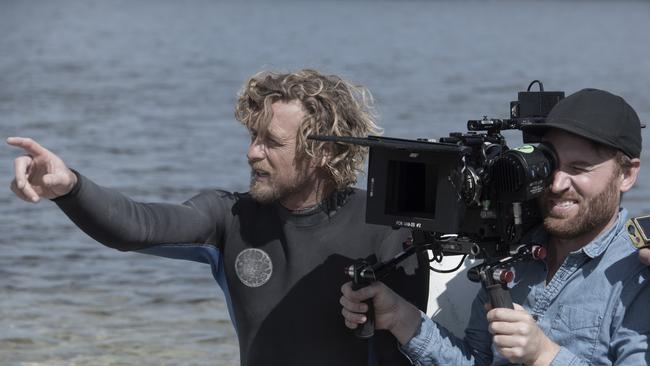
(234, 69, 381, 189)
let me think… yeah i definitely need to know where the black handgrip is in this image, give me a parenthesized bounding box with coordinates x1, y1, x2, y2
(486, 283, 514, 309)
(352, 282, 375, 338)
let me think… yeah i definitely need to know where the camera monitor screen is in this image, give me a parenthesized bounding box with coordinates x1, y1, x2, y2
(365, 140, 465, 233)
(385, 160, 437, 219)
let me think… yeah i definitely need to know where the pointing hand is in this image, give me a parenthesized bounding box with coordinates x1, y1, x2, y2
(7, 137, 77, 202)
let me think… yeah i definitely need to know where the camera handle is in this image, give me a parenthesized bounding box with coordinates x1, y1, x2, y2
(467, 245, 546, 309)
(345, 243, 420, 339)
(348, 261, 377, 338)
(470, 264, 515, 309)
(487, 284, 513, 309)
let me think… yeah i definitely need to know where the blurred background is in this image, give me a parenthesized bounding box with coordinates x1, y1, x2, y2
(1, 0, 649, 365)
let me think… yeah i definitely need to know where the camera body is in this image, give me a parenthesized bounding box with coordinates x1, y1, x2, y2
(310, 81, 564, 258)
(316, 80, 564, 257)
(365, 133, 555, 257)
(359, 83, 563, 258)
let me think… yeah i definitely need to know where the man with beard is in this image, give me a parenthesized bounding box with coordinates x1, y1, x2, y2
(7, 69, 428, 366)
(340, 88, 650, 365)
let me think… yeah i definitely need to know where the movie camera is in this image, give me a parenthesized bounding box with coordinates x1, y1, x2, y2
(310, 81, 565, 338)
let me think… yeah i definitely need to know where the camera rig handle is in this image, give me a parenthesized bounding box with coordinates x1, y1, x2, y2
(467, 245, 546, 309)
(469, 264, 515, 309)
(345, 242, 419, 339)
(346, 261, 376, 338)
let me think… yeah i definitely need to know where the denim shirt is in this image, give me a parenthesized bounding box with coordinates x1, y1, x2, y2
(401, 208, 650, 365)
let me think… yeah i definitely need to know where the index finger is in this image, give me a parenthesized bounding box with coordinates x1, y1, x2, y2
(341, 281, 381, 302)
(341, 281, 355, 297)
(487, 304, 529, 322)
(6, 137, 51, 157)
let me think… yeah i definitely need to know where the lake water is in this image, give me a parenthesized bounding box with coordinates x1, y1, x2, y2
(1, 0, 649, 365)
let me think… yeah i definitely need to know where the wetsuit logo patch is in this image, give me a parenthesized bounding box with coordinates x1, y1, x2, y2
(235, 248, 273, 287)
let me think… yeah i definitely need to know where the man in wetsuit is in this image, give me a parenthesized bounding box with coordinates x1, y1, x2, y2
(8, 69, 428, 366)
(341, 88, 650, 365)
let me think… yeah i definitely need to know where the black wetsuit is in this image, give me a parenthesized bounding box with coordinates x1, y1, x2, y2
(54, 172, 429, 366)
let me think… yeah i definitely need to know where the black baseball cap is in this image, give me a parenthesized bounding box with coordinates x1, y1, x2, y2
(523, 88, 642, 158)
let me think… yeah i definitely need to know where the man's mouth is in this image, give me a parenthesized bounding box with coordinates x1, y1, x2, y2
(546, 197, 579, 216)
(553, 199, 577, 208)
(252, 169, 271, 180)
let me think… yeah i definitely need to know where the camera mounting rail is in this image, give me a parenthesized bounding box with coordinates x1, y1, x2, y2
(467, 116, 547, 134)
(308, 134, 473, 154)
(345, 231, 546, 338)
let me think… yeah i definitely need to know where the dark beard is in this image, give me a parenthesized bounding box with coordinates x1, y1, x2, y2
(541, 176, 619, 239)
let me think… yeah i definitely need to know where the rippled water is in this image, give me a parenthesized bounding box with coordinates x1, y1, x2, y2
(1, 0, 649, 365)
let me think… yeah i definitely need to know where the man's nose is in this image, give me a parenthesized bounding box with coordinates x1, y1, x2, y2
(247, 139, 265, 162)
(549, 169, 571, 193)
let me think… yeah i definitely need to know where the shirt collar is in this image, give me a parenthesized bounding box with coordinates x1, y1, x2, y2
(581, 207, 627, 258)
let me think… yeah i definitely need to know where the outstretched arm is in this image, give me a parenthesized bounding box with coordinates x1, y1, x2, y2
(7, 136, 225, 251)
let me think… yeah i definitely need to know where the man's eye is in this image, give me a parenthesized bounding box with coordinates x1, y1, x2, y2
(570, 165, 591, 173)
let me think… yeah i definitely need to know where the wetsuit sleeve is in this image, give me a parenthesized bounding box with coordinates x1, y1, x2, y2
(53, 171, 229, 251)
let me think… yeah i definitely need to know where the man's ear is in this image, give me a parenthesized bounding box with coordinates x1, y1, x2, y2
(620, 158, 641, 193)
